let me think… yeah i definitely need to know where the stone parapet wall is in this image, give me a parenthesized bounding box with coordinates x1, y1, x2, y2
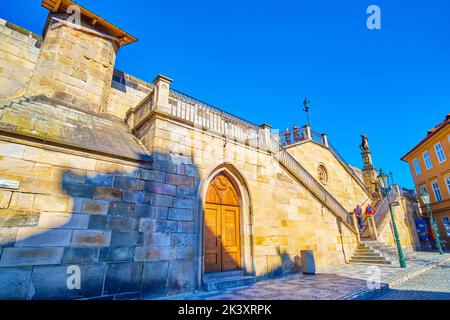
(0, 19, 41, 100)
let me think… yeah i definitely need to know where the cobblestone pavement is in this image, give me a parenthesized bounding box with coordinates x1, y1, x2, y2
(373, 259, 450, 300)
(146, 252, 449, 300)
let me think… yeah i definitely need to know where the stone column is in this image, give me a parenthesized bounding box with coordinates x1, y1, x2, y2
(303, 125, 312, 140)
(152, 74, 173, 114)
(259, 123, 272, 152)
(322, 134, 329, 147)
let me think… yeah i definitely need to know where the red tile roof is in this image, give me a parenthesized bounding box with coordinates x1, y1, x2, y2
(401, 113, 450, 161)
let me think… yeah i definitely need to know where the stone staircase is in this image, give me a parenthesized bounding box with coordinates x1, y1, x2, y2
(349, 241, 393, 265)
(203, 270, 257, 291)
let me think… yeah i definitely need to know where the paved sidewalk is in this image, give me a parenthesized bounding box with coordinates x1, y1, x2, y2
(146, 252, 450, 300)
(373, 259, 450, 300)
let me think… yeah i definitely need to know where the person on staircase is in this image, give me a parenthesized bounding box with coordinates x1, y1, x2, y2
(354, 204, 363, 229)
(365, 203, 376, 217)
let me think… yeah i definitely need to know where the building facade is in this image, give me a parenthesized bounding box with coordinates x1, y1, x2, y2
(0, 0, 419, 299)
(401, 114, 450, 245)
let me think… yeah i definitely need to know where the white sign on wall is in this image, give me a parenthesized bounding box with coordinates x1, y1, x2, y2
(0, 179, 20, 190)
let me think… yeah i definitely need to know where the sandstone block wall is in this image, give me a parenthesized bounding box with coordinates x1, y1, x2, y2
(286, 142, 370, 212)
(0, 139, 200, 299)
(0, 19, 41, 100)
(26, 21, 117, 113)
(376, 196, 418, 252)
(136, 116, 359, 280)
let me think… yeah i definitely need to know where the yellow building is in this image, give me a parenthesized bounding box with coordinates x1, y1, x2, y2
(401, 114, 450, 246)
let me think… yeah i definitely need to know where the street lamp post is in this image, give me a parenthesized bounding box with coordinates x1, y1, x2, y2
(421, 193, 444, 255)
(378, 169, 407, 268)
(303, 98, 311, 128)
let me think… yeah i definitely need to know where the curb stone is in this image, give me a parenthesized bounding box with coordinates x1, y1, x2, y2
(341, 254, 450, 300)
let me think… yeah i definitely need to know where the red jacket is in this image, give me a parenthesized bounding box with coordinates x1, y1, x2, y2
(365, 204, 376, 215)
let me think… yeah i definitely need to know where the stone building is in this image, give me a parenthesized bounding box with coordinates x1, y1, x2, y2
(0, 0, 420, 299)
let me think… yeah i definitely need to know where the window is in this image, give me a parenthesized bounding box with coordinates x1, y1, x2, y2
(443, 217, 450, 237)
(435, 143, 446, 163)
(420, 185, 428, 197)
(446, 176, 450, 195)
(412, 158, 422, 175)
(432, 181, 443, 202)
(423, 151, 433, 169)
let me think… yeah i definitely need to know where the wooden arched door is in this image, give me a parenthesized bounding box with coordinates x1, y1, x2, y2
(204, 173, 241, 273)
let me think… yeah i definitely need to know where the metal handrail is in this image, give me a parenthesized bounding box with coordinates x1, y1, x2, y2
(270, 137, 355, 229)
(166, 89, 356, 232)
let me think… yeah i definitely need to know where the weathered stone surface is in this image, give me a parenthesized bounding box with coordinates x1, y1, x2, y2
(176, 246, 196, 259)
(30, 264, 105, 299)
(111, 231, 142, 246)
(62, 182, 95, 198)
(9, 192, 35, 210)
(140, 170, 165, 182)
(168, 208, 193, 221)
(142, 260, 168, 295)
(165, 173, 193, 187)
(81, 199, 109, 215)
(62, 247, 99, 264)
(86, 173, 113, 187)
(145, 182, 176, 196)
(167, 259, 195, 294)
(122, 190, 145, 204)
(0, 267, 32, 299)
(104, 262, 143, 294)
(71, 230, 111, 247)
(173, 197, 196, 209)
(171, 233, 196, 246)
(151, 194, 173, 208)
(0, 247, 64, 266)
(134, 246, 177, 261)
(134, 204, 152, 218)
(152, 160, 177, 174)
(37, 213, 90, 229)
(176, 186, 197, 198)
(108, 202, 135, 216)
(154, 220, 178, 233)
(113, 176, 145, 191)
(0, 209, 39, 227)
(177, 221, 196, 233)
(144, 232, 171, 246)
(89, 216, 138, 231)
(0, 190, 12, 209)
(94, 186, 122, 201)
(99, 247, 134, 262)
(16, 228, 72, 247)
(0, 228, 17, 247)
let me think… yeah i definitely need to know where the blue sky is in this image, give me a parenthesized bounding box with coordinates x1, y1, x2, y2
(1, 0, 449, 189)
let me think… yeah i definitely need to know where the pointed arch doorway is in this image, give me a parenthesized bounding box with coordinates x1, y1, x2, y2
(204, 172, 242, 273)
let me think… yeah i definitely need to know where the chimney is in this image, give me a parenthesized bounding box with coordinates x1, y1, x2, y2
(26, 0, 137, 113)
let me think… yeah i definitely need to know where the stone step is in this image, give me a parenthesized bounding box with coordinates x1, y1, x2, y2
(203, 275, 257, 291)
(349, 259, 392, 265)
(352, 253, 383, 258)
(203, 270, 244, 281)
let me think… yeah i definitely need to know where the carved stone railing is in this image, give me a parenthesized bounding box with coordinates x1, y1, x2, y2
(168, 88, 265, 148)
(129, 83, 357, 233)
(276, 126, 369, 195)
(374, 185, 400, 227)
(125, 90, 155, 130)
